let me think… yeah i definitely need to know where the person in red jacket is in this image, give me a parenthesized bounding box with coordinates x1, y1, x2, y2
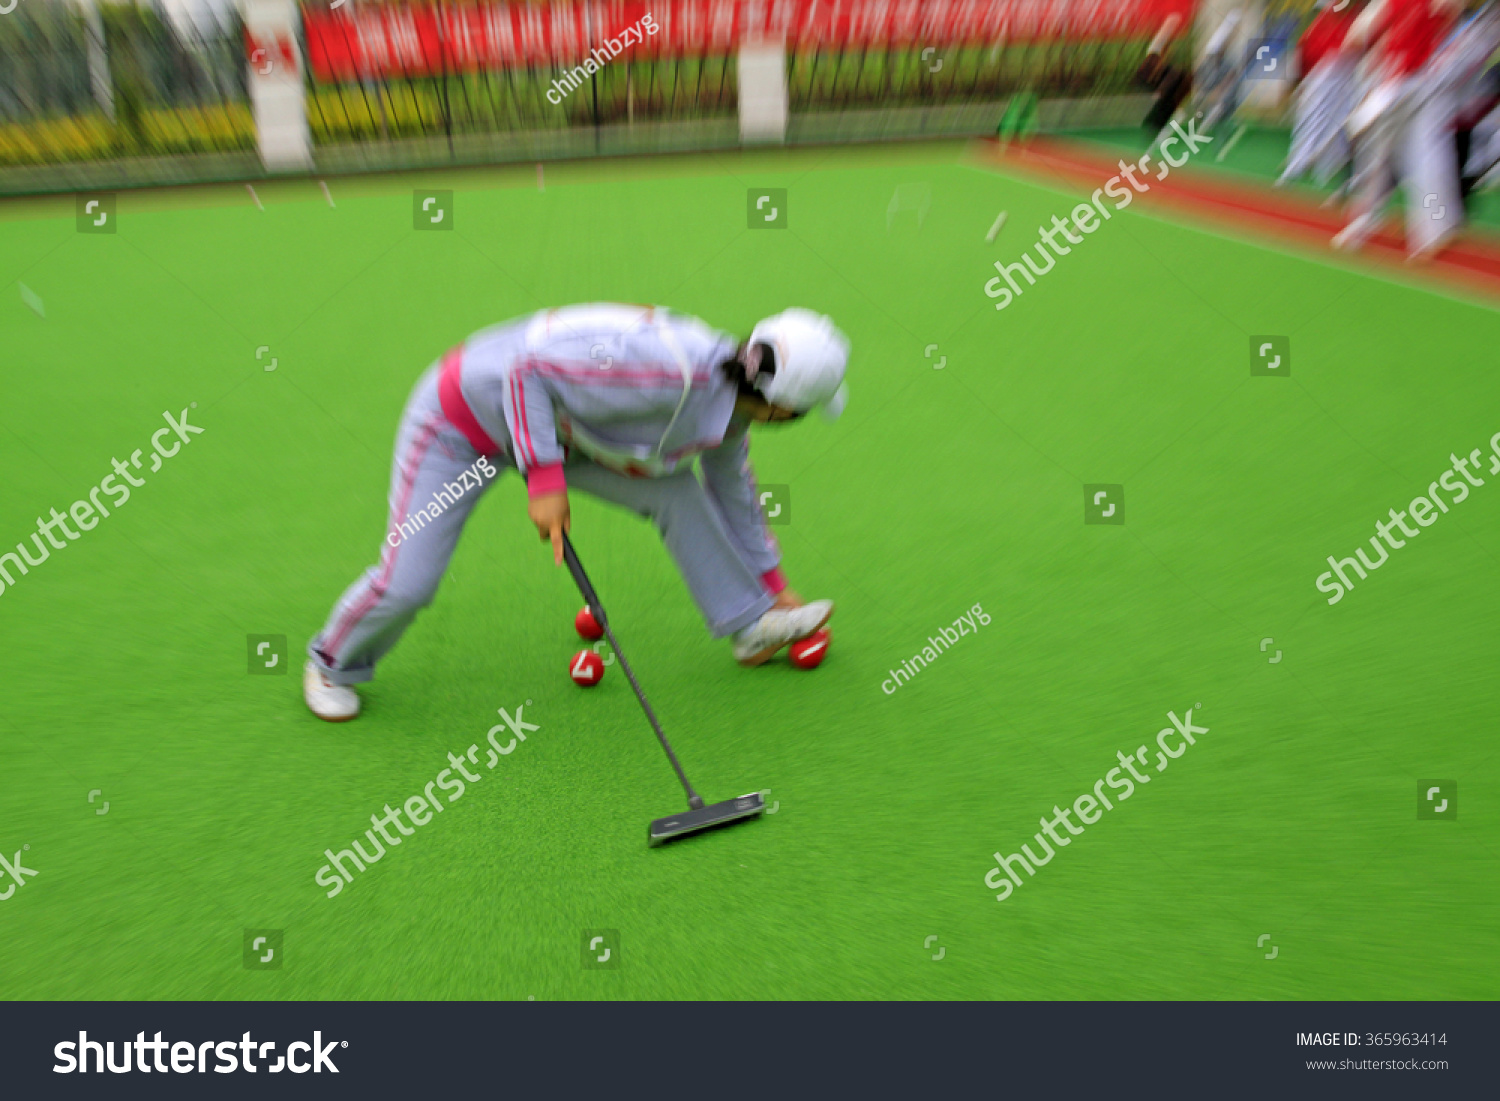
(1332, 0, 1465, 259)
(1382, 0, 1455, 75)
(1279, 0, 1366, 187)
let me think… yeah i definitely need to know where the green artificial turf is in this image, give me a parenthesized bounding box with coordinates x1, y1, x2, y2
(1, 139, 1497, 1000)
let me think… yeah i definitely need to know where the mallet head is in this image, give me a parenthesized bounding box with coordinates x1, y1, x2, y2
(648, 792, 766, 846)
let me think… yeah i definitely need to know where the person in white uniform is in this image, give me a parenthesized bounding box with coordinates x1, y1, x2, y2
(304, 305, 850, 722)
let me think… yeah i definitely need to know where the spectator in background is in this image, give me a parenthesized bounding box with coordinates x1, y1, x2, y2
(1139, 14, 1192, 139)
(1279, 0, 1366, 189)
(1195, 8, 1250, 133)
(1439, 3, 1500, 211)
(1333, 0, 1465, 260)
(1454, 64, 1500, 200)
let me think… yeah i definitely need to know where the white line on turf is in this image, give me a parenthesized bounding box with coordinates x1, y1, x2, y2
(320, 180, 335, 207)
(246, 184, 263, 210)
(985, 211, 1008, 242)
(19, 283, 44, 317)
(1216, 123, 1248, 162)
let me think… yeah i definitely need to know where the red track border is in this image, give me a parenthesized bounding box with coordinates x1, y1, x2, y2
(972, 135, 1500, 305)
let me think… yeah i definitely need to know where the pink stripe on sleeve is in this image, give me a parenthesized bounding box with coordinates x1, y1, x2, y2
(510, 371, 538, 468)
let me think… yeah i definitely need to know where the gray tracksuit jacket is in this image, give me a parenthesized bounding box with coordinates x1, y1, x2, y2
(438, 303, 782, 581)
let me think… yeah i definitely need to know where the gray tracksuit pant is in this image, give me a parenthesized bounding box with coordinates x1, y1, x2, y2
(308, 365, 776, 685)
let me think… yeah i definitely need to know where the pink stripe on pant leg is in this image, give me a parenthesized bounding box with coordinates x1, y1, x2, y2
(323, 415, 442, 661)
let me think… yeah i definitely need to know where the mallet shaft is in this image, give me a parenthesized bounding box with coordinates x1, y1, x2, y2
(562, 533, 704, 811)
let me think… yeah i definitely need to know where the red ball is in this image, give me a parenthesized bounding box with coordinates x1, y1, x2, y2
(788, 629, 830, 670)
(575, 605, 604, 641)
(570, 648, 605, 687)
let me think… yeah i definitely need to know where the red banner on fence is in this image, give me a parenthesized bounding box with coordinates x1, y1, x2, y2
(302, 0, 1196, 82)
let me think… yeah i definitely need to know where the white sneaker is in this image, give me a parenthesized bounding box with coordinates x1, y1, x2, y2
(1407, 227, 1459, 266)
(304, 660, 360, 722)
(1331, 214, 1373, 252)
(732, 600, 834, 667)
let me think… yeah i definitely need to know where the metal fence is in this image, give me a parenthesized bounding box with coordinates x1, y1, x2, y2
(1, 0, 1224, 194)
(304, 36, 1184, 143)
(1, 0, 251, 171)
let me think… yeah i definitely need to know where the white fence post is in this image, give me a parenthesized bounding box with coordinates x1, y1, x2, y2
(77, 0, 115, 122)
(242, 0, 312, 171)
(738, 39, 787, 144)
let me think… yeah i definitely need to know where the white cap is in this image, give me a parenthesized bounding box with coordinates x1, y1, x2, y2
(747, 309, 851, 420)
